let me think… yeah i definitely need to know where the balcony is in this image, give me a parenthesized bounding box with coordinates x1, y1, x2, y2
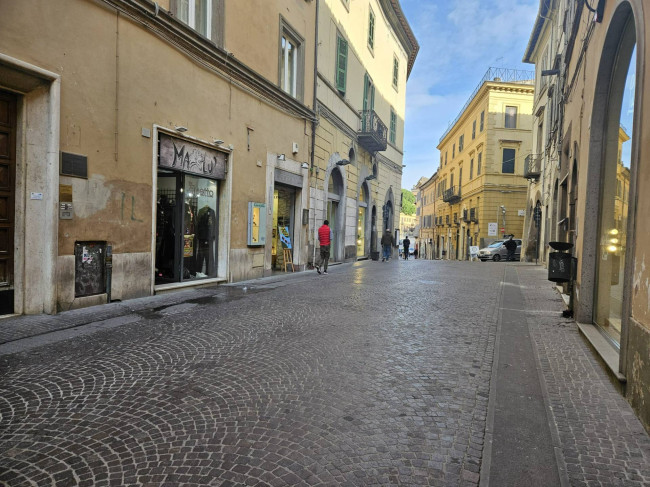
(358, 110, 388, 153)
(442, 185, 461, 203)
(524, 154, 542, 179)
(470, 208, 478, 223)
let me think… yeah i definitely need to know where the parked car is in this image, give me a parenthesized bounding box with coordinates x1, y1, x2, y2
(398, 239, 415, 256)
(478, 239, 522, 261)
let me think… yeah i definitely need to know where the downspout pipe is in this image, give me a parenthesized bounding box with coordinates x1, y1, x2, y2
(311, 0, 319, 268)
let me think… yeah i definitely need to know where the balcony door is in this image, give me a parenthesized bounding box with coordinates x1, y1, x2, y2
(362, 73, 375, 131)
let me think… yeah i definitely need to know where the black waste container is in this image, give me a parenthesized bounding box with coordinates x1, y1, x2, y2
(548, 252, 572, 282)
(371, 251, 380, 261)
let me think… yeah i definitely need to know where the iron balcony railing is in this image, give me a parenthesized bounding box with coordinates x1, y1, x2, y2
(439, 67, 534, 143)
(358, 110, 388, 153)
(524, 153, 542, 179)
(442, 185, 461, 203)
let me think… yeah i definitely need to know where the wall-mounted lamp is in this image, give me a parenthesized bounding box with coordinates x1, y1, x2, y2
(175, 126, 188, 133)
(277, 154, 286, 161)
(336, 159, 351, 166)
(541, 69, 560, 76)
(301, 162, 309, 169)
(364, 174, 377, 181)
(213, 139, 224, 145)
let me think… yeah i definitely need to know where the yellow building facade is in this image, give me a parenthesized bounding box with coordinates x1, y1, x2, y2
(311, 0, 418, 263)
(435, 70, 534, 260)
(414, 174, 437, 259)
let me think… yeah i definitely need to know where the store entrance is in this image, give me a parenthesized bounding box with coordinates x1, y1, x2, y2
(155, 171, 218, 284)
(0, 91, 16, 314)
(272, 185, 295, 270)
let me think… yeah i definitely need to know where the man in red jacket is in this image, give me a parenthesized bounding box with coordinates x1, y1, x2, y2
(315, 219, 333, 274)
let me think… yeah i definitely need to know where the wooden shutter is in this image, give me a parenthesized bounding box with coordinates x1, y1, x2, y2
(336, 35, 348, 93)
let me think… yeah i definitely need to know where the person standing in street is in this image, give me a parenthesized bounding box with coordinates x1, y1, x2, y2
(403, 235, 411, 260)
(380, 229, 395, 262)
(315, 219, 332, 274)
(504, 235, 517, 261)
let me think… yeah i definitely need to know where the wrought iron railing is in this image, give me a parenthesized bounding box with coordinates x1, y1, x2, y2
(439, 67, 534, 143)
(524, 153, 542, 179)
(442, 185, 461, 203)
(358, 110, 388, 152)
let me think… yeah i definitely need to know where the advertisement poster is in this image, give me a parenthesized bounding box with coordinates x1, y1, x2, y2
(488, 222, 497, 236)
(279, 226, 292, 249)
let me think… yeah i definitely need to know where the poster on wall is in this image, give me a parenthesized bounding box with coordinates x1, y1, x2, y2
(279, 226, 292, 249)
(488, 222, 497, 236)
(247, 202, 266, 246)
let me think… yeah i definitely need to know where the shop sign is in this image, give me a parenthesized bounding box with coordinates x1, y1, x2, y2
(159, 133, 226, 180)
(279, 226, 292, 249)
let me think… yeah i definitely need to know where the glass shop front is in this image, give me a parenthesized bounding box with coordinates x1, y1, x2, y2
(155, 133, 226, 285)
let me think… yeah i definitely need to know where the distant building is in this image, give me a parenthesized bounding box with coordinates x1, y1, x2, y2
(399, 213, 417, 238)
(435, 68, 534, 260)
(414, 174, 437, 259)
(311, 0, 418, 263)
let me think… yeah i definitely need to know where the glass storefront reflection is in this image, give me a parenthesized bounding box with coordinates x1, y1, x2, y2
(594, 45, 635, 344)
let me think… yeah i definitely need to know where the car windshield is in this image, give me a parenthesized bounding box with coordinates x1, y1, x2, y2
(488, 241, 504, 248)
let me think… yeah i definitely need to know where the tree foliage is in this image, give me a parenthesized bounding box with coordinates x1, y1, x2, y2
(401, 189, 416, 215)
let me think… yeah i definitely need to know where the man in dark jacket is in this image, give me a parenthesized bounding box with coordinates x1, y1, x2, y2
(504, 236, 518, 261)
(380, 229, 395, 262)
(403, 236, 411, 260)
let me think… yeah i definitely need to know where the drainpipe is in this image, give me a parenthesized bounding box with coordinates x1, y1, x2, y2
(311, 0, 319, 268)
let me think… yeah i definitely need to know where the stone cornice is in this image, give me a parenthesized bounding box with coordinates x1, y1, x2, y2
(100, 0, 316, 122)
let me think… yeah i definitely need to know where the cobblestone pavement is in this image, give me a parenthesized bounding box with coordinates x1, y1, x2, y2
(0, 260, 648, 486)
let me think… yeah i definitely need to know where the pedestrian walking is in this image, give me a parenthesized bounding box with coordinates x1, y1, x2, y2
(380, 229, 395, 262)
(414, 242, 419, 259)
(403, 235, 411, 260)
(504, 235, 517, 261)
(315, 220, 332, 274)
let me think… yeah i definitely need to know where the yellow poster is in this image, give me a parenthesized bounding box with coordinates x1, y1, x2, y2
(183, 234, 194, 257)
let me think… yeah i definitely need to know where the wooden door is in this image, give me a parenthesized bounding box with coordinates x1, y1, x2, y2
(0, 91, 16, 313)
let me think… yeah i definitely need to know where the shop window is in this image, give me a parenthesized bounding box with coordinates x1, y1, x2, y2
(594, 30, 636, 345)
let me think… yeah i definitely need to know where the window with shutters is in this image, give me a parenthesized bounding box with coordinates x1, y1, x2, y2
(389, 109, 396, 144)
(368, 8, 375, 51)
(335, 33, 348, 94)
(478, 151, 482, 175)
(480, 111, 485, 131)
(392, 56, 399, 90)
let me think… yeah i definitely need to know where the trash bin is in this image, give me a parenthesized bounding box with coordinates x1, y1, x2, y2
(548, 242, 574, 283)
(371, 251, 380, 261)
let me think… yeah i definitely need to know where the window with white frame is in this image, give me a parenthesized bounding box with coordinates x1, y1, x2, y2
(279, 20, 304, 100)
(505, 106, 518, 128)
(174, 0, 212, 39)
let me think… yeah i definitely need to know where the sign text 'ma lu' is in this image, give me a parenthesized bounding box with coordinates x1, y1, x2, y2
(159, 133, 226, 180)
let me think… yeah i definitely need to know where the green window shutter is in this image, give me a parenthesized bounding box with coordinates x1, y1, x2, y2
(336, 36, 348, 93)
(363, 73, 369, 111)
(370, 83, 375, 111)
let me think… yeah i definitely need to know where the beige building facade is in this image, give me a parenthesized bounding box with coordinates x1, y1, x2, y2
(524, 0, 650, 429)
(0, 0, 316, 313)
(435, 70, 534, 260)
(311, 0, 418, 263)
(414, 174, 436, 260)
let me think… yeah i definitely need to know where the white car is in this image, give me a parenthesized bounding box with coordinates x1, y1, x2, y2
(478, 239, 521, 261)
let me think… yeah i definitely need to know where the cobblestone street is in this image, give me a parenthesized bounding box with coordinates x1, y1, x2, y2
(1, 260, 649, 486)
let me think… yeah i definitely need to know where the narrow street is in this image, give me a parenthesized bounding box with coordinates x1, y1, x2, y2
(1, 261, 649, 486)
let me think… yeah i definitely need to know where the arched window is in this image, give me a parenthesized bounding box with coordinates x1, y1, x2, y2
(594, 12, 636, 344)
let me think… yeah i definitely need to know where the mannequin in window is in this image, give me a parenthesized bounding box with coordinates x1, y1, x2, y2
(196, 205, 217, 277)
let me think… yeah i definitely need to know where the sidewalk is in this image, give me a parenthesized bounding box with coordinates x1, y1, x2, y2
(483, 264, 650, 486)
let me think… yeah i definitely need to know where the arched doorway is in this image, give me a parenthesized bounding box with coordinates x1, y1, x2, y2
(327, 167, 344, 262)
(357, 183, 369, 258)
(591, 12, 636, 345)
(383, 200, 393, 231)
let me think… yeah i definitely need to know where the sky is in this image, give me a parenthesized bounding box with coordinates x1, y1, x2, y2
(399, 0, 540, 190)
